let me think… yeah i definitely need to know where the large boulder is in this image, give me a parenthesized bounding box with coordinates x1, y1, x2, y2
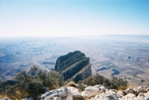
(54, 51, 92, 82)
(41, 87, 69, 100)
(41, 86, 84, 100)
(106, 89, 117, 95)
(91, 94, 118, 100)
(125, 88, 134, 94)
(67, 86, 80, 96)
(117, 91, 125, 98)
(137, 86, 145, 93)
(67, 86, 85, 100)
(136, 93, 146, 100)
(81, 84, 106, 98)
(120, 93, 136, 100)
(119, 92, 149, 100)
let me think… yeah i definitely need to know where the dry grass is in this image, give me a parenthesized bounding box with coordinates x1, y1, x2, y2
(67, 81, 76, 87)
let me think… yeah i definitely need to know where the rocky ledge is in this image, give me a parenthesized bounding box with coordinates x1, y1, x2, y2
(40, 85, 149, 100)
(54, 50, 92, 82)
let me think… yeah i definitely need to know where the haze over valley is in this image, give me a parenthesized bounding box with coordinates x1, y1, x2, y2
(0, 35, 149, 86)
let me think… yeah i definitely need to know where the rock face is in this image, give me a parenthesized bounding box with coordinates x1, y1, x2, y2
(54, 51, 92, 82)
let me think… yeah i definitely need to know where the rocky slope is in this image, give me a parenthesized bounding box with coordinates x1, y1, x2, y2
(40, 85, 149, 100)
(54, 51, 92, 82)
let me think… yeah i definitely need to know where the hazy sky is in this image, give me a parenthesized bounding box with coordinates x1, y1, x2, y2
(0, 0, 149, 38)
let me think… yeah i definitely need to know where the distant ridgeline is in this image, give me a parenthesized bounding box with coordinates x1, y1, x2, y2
(54, 50, 92, 82)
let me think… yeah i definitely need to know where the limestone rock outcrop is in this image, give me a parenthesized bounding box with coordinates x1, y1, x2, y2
(40, 85, 149, 100)
(55, 51, 92, 82)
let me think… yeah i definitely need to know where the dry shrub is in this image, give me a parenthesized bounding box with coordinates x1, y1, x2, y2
(67, 81, 76, 87)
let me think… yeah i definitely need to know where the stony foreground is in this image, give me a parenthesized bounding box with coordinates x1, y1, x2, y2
(2, 85, 149, 100)
(40, 85, 149, 100)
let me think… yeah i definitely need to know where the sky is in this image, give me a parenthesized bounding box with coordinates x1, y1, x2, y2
(0, 0, 149, 38)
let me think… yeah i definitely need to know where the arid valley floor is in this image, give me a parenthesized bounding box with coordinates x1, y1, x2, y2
(0, 35, 149, 87)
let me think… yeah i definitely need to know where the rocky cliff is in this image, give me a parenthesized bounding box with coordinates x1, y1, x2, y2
(54, 50, 92, 82)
